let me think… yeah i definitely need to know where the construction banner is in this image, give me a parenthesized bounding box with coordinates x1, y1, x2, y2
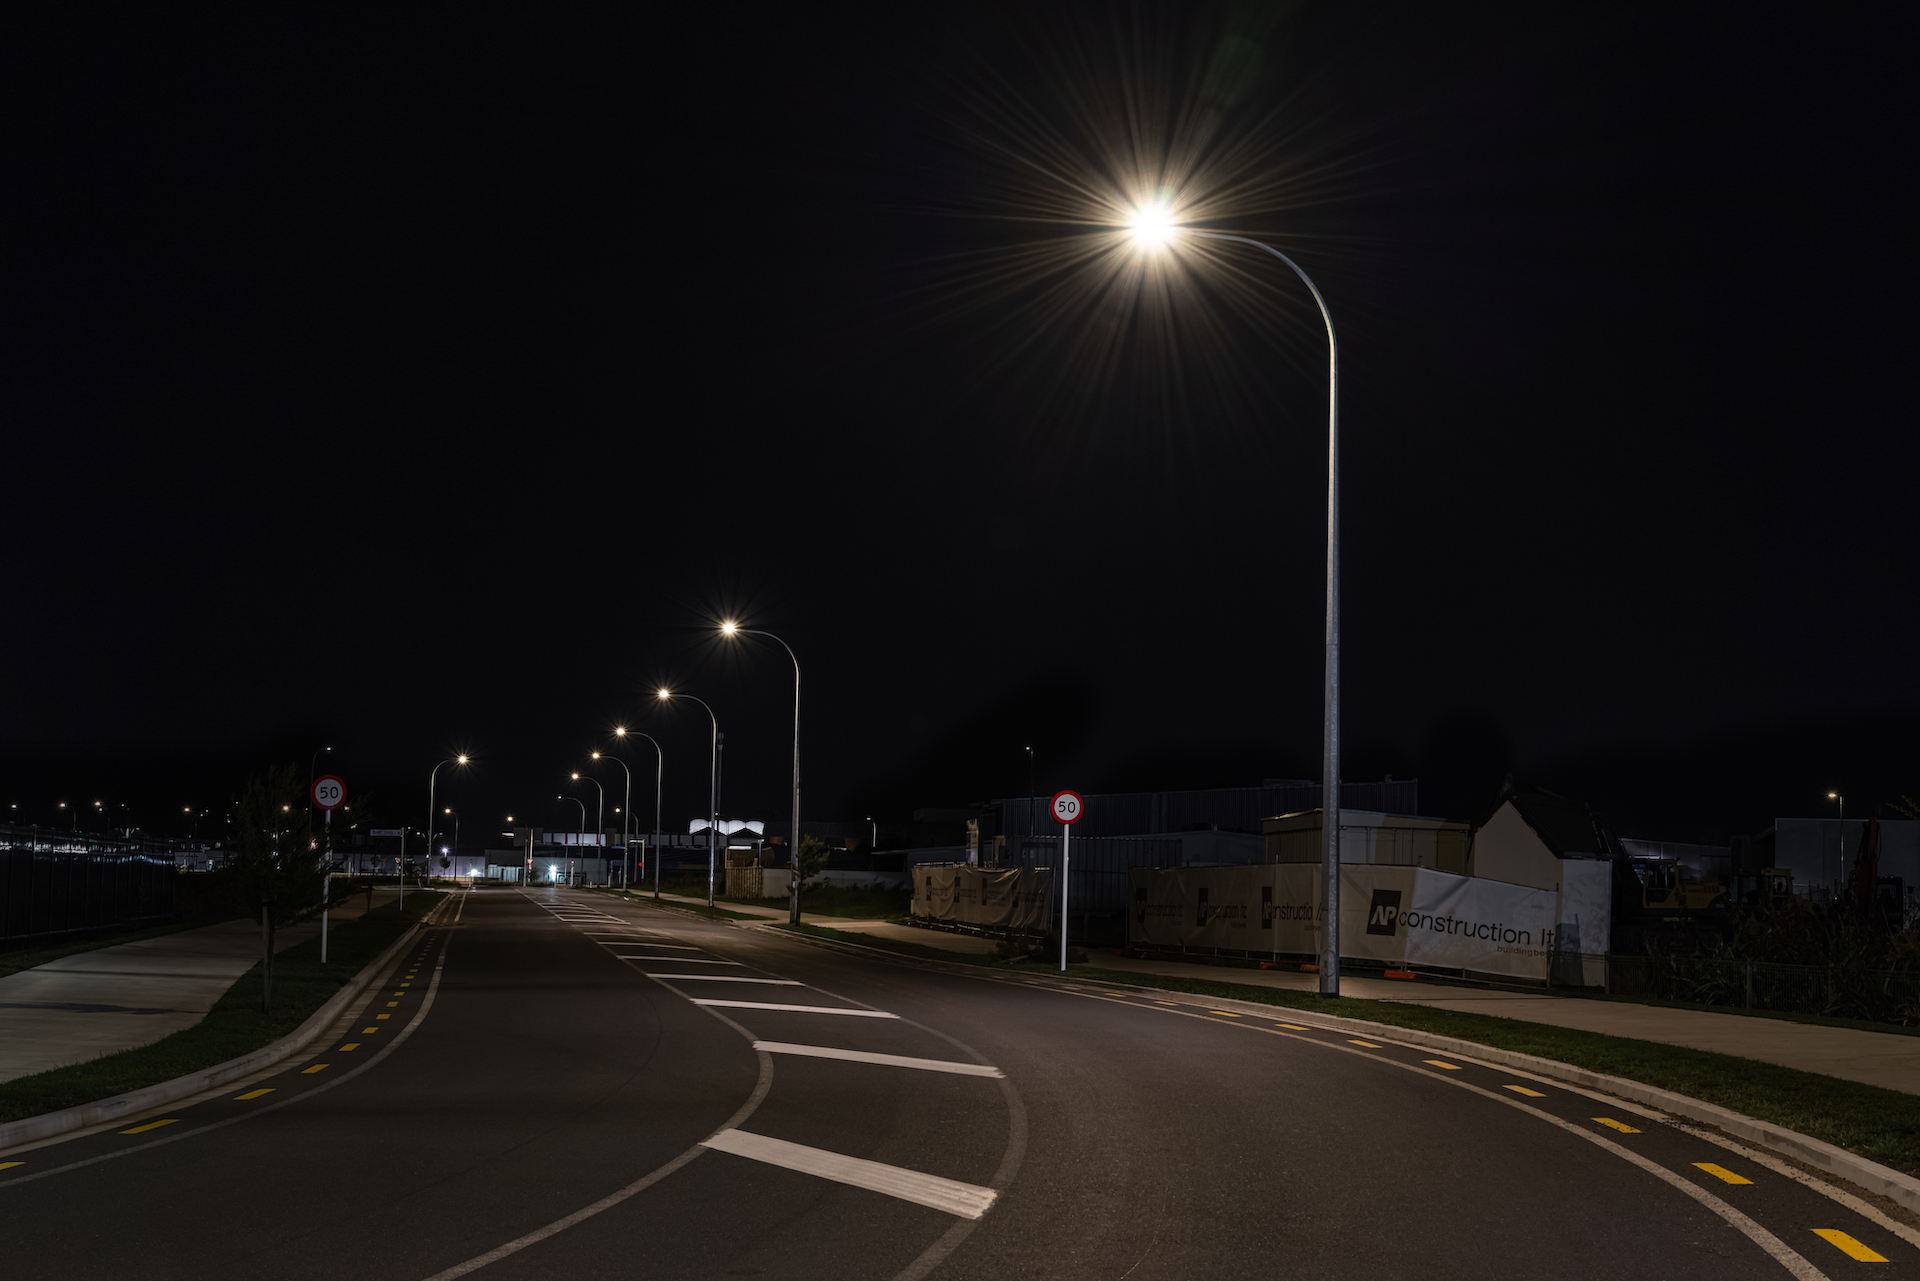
(1128, 865, 1557, 981)
(912, 865, 1054, 932)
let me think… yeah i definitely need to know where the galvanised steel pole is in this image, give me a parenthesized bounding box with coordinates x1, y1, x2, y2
(619, 731, 664, 898)
(595, 753, 631, 888)
(731, 629, 802, 925)
(1192, 233, 1340, 996)
(661, 693, 720, 907)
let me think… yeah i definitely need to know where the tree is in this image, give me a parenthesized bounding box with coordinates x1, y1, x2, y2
(796, 834, 832, 887)
(230, 765, 327, 1014)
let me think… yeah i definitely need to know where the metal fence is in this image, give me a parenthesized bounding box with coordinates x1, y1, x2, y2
(1, 825, 177, 950)
(1599, 952, 1920, 1023)
(1003, 835, 1185, 917)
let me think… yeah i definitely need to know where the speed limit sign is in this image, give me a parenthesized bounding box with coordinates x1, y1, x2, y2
(1051, 790, 1083, 825)
(312, 775, 347, 810)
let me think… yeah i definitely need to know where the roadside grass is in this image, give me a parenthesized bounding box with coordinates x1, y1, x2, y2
(770, 921, 1920, 1175)
(0, 919, 221, 980)
(0, 892, 444, 1127)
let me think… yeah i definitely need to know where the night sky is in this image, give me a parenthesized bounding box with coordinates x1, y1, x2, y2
(4, 4, 1913, 847)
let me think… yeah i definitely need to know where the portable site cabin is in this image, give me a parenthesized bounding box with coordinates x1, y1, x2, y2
(1468, 783, 1615, 971)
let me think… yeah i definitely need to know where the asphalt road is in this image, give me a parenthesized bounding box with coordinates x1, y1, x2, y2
(3, 886, 1916, 1279)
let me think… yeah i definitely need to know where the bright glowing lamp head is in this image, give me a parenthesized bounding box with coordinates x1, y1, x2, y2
(1127, 203, 1177, 248)
(657, 688, 671, 700)
(571, 772, 580, 780)
(614, 727, 626, 737)
(720, 621, 738, 635)
(591, 751, 601, 760)
(456, 755, 468, 765)
(1829, 791, 1839, 798)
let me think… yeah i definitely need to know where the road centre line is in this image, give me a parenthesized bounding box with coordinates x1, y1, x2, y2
(700, 1128, 997, 1219)
(689, 1000, 898, 1018)
(1594, 1117, 1642, 1133)
(1049, 990, 1832, 1279)
(1697, 1162, 1755, 1185)
(1424, 1060, 1462, 1070)
(645, 975, 803, 984)
(752, 1041, 1005, 1078)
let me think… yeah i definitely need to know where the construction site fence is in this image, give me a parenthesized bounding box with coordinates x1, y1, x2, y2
(1602, 952, 1920, 1024)
(0, 824, 178, 950)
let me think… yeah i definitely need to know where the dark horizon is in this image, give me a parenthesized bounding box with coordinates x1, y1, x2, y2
(4, 5, 1913, 854)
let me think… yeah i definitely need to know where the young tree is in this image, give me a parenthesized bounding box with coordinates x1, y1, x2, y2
(230, 765, 327, 1014)
(796, 834, 832, 888)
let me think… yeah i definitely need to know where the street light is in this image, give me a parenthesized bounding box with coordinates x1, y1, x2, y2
(593, 750, 634, 890)
(554, 795, 586, 885)
(570, 771, 604, 878)
(423, 755, 469, 904)
(657, 688, 720, 907)
(615, 727, 665, 898)
(1127, 208, 1344, 996)
(719, 623, 804, 923)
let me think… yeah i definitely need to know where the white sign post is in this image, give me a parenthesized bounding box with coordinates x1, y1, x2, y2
(1051, 790, 1084, 971)
(312, 776, 347, 964)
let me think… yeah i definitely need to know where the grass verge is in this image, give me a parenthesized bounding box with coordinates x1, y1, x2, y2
(0, 892, 445, 1127)
(770, 922, 1920, 1175)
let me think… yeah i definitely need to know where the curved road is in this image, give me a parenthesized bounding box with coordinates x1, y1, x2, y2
(3, 887, 1914, 1278)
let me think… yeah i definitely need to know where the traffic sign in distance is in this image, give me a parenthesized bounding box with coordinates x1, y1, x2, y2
(1051, 790, 1084, 825)
(312, 775, 347, 810)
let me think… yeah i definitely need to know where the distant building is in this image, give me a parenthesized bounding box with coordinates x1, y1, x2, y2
(1756, 818, 1920, 914)
(1467, 782, 1617, 974)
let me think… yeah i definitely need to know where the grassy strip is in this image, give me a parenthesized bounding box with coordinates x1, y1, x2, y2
(0, 892, 445, 1127)
(1067, 965, 1920, 1175)
(0, 919, 224, 980)
(591, 890, 766, 922)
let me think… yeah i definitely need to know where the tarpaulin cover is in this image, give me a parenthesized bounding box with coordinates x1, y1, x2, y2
(1127, 864, 1557, 981)
(912, 865, 1054, 931)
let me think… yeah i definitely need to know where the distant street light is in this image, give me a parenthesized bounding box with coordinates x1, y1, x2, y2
(658, 689, 720, 906)
(593, 751, 635, 889)
(1126, 209, 1344, 996)
(720, 623, 803, 923)
(615, 727, 665, 898)
(570, 771, 604, 875)
(422, 755, 469, 907)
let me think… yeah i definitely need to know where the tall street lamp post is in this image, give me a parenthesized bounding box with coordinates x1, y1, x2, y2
(720, 623, 803, 924)
(570, 772, 605, 880)
(1129, 210, 1343, 996)
(423, 756, 468, 911)
(594, 751, 632, 888)
(616, 727, 664, 898)
(658, 690, 720, 907)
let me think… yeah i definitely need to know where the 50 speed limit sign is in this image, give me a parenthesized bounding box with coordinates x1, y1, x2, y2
(1051, 790, 1083, 825)
(312, 775, 347, 810)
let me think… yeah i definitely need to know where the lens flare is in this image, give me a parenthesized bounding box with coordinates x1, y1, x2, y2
(1128, 203, 1178, 247)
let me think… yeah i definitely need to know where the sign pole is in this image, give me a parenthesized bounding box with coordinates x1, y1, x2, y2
(1049, 790, 1084, 972)
(310, 776, 347, 964)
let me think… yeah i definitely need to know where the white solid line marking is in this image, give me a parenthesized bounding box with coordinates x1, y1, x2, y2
(647, 974, 802, 984)
(753, 1041, 1004, 1078)
(690, 1000, 897, 1018)
(700, 1129, 996, 1219)
(612, 956, 743, 964)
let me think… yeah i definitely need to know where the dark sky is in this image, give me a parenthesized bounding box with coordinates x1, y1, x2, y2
(4, 4, 1914, 847)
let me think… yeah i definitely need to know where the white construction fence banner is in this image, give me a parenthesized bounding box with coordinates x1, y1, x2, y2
(912, 865, 1054, 932)
(1128, 864, 1557, 981)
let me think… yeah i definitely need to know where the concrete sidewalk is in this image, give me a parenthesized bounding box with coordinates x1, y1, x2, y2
(0, 888, 404, 1085)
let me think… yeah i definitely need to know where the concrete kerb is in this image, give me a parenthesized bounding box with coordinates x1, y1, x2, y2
(0, 902, 438, 1151)
(756, 922, 1920, 1215)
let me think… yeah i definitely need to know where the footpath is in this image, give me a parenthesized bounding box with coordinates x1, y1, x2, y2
(649, 890, 1920, 1097)
(0, 887, 404, 1085)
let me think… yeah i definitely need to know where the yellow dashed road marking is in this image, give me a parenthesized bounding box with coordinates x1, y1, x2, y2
(1694, 1162, 1752, 1185)
(121, 1119, 178, 1134)
(1209, 1011, 1240, 1017)
(235, 1089, 274, 1101)
(1503, 1085, 1546, 1098)
(1276, 1023, 1309, 1031)
(1348, 1040, 1381, 1049)
(302, 1064, 329, 1074)
(0, 1161, 23, 1170)
(1593, 1117, 1641, 1134)
(362, 1027, 379, 1034)
(338, 1043, 360, 1051)
(1423, 1060, 1462, 1070)
(1813, 1229, 1887, 1262)
(376, 1013, 390, 1019)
